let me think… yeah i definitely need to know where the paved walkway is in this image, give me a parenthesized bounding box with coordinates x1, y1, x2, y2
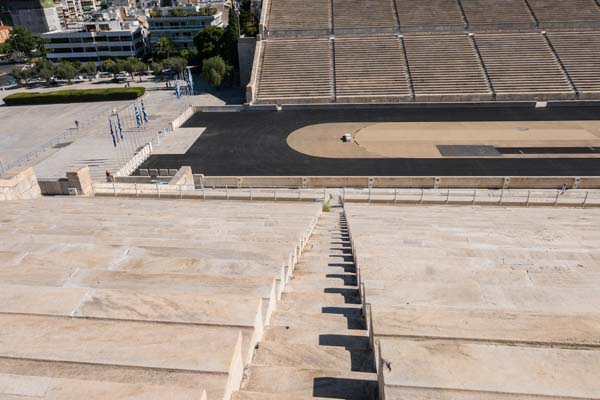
(234, 210, 378, 399)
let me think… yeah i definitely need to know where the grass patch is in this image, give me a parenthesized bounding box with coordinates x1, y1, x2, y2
(3, 87, 145, 106)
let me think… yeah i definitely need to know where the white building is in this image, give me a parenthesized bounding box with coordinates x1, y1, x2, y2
(42, 20, 146, 64)
(147, 5, 223, 51)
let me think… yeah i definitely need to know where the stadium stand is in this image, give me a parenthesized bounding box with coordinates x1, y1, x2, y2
(256, 39, 333, 103)
(548, 31, 600, 99)
(266, 0, 331, 34)
(474, 32, 576, 100)
(250, 0, 600, 104)
(333, 0, 397, 33)
(460, 0, 537, 30)
(334, 36, 412, 102)
(345, 204, 600, 399)
(403, 34, 493, 101)
(0, 197, 320, 400)
(527, 0, 600, 29)
(395, 0, 465, 32)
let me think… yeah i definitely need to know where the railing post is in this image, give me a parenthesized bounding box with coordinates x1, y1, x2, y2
(554, 190, 560, 207)
(156, 182, 160, 199)
(446, 189, 450, 204)
(179, 184, 183, 199)
(135, 183, 138, 198)
(113, 181, 117, 197)
(582, 191, 588, 208)
(526, 190, 530, 206)
(298, 187, 301, 200)
(472, 189, 476, 205)
(394, 188, 397, 203)
(226, 184, 229, 200)
(274, 186, 277, 201)
(368, 186, 371, 203)
(499, 189, 504, 205)
(343, 187, 346, 201)
(202, 185, 206, 200)
(420, 188, 424, 204)
(250, 185, 253, 200)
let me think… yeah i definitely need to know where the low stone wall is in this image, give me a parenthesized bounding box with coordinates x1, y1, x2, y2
(194, 175, 600, 189)
(115, 143, 153, 177)
(0, 167, 42, 200)
(169, 106, 194, 131)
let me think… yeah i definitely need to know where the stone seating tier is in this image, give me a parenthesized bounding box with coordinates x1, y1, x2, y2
(344, 204, 600, 400)
(0, 197, 321, 400)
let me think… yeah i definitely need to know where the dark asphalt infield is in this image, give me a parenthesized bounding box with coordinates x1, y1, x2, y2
(140, 106, 600, 176)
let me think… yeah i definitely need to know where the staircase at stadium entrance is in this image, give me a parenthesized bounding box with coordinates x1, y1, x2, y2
(233, 209, 378, 399)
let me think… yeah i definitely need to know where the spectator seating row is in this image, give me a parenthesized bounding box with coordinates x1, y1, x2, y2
(265, 0, 600, 35)
(254, 32, 593, 104)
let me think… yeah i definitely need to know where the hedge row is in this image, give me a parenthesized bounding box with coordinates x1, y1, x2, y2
(3, 87, 145, 106)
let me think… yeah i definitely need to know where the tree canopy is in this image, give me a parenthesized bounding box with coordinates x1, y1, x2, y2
(201, 56, 230, 87)
(7, 26, 37, 56)
(194, 26, 224, 61)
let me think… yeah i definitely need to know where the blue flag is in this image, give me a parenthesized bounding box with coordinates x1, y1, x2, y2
(186, 68, 194, 95)
(141, 100, 149, 123)
(109, 118, 116, 147)
(134, 104, 142, 128)
(116, 113, 124, 140)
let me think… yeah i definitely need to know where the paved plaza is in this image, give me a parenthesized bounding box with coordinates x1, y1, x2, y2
(1, 78, 234, 180)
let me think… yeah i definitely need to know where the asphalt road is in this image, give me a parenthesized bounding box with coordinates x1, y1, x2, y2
(140, 106, 600, 176)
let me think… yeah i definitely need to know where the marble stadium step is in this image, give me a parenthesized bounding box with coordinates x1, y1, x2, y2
(263, 326, 370, 348)
(0, 197, 323, 399)
(242, 366, 377, 399)
(370, 304, 600, 347)
(378, 338, 600, 399)
(0, 373, 209, 400)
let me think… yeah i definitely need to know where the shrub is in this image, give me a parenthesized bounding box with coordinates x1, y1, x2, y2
(201, 56, 230, 87)
(3, 87, 145, 106)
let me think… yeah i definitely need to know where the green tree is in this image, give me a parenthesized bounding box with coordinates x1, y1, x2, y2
(165, 56, 188, 78)
(33, 36, 47, 56)
(126, 57, 147, 81)
(7, 26, 37, 56)
(100, 0, 107, 9)
(80, 62, 97, 80)
(11, 67, 33, 87)
(194, 26, 224, 62)
(34, 59, 56, 84)
(201, 56, 230, 87)
(103, 59, 119, 77)
(54, 61, 78, 83)
(223, 7, 240, 68)
(155, 36, 177, 59)
(151, 62, 163, 77)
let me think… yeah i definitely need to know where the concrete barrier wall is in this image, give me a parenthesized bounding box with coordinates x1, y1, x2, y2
(115, 143, 153, 177)
(38, 179, 69, 195)
(169, 106, 194, 130)
(246, 39, 263, 104)
(192, 175, 600, 189)
(0, 167, 42, 200)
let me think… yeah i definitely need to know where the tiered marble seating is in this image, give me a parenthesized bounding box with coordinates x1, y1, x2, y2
(547, 31, 600, 99)
(474, 32, 576, 100)
(460, 0, 536, 30)
(266, 0, 331, 34)
(0, 197, 320, 400)
(403, 34, 493, 101)
(256, 39, 333, 104)
(528, 0, 600, 29)
(395, 0, 465, 32)
(345, 203, 600, 400)
(333, 0, 397, 34)
(334, 36, 412, 102)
